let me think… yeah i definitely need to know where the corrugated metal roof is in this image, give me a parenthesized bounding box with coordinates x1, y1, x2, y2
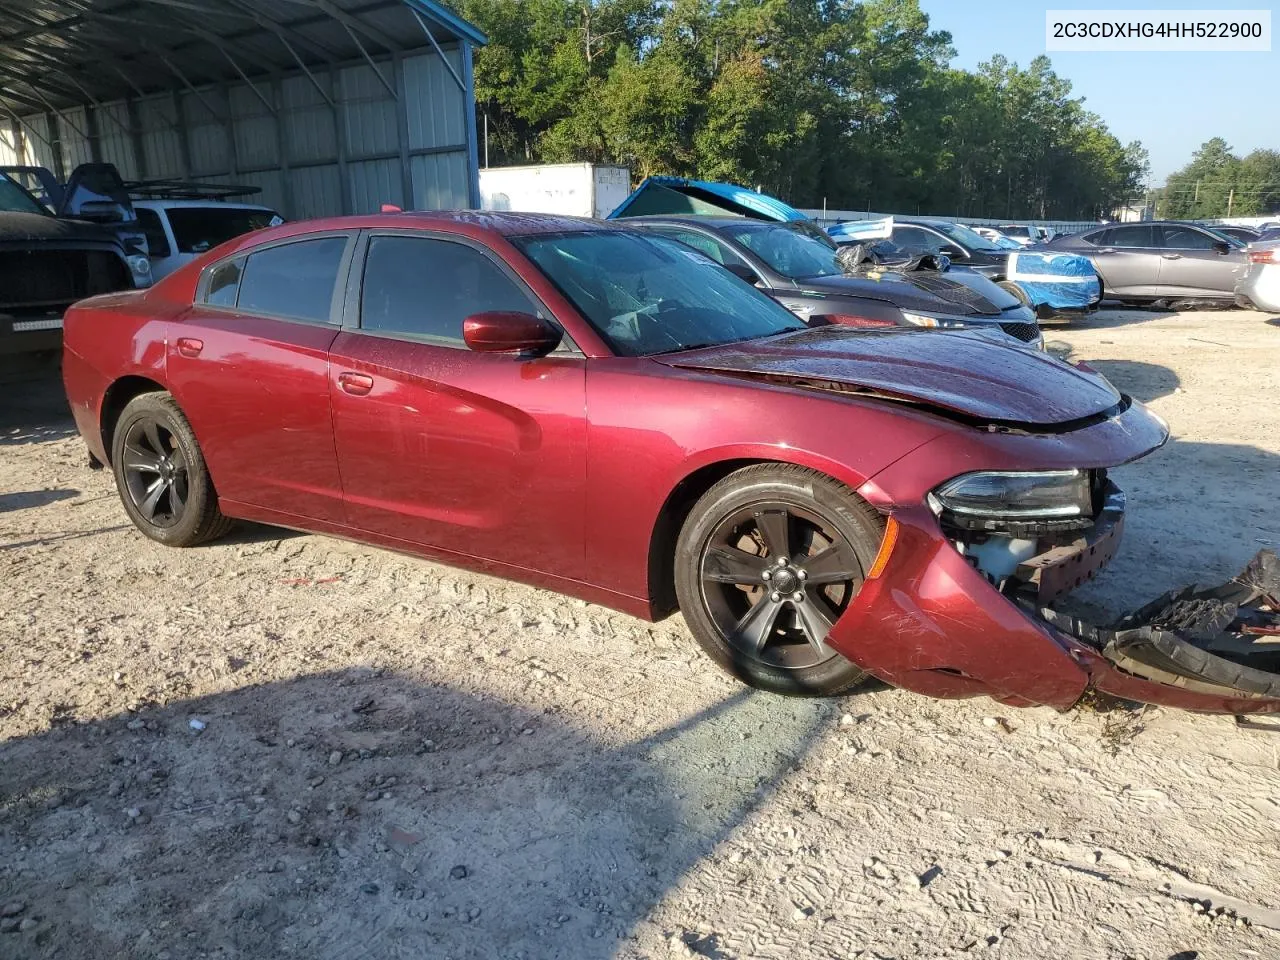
(0, 0, 486, 115)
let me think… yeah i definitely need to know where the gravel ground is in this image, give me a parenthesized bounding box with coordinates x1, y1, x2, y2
(2, 307, 1279, 960)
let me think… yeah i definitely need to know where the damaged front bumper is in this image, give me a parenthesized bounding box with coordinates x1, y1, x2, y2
(825, 499, 1280, 715)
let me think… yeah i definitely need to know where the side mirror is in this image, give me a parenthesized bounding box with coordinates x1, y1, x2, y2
(1213, 240, 1231, 255)
(939, 244, 965, 258)
(462, 311, 562, 355)
(74, 200, 127, 223)
(723, 262, 759, 284)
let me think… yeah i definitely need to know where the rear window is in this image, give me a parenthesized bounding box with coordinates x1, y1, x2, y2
(166, 206, 281, 254)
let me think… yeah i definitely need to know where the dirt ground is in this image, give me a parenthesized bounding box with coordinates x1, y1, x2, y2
(2, 307, 1279, 960)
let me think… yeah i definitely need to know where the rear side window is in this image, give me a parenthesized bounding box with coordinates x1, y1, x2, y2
(135, 208, 171, 258)
(359, 236, 540, 345)
(204, 259, 242, 307)
(1107, 225, 1155, 248)
(236, 237, 347, 323)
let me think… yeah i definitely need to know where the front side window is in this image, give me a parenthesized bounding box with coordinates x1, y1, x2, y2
(893, 226, 944, 253)
(934, 222, 1002, 251)
(723, 223, 842, 279)
(359, 235, 541, 345)
(236, 237, 347, 322)
(1161, 225, 1222, 250)
(514, 230, 805, 357)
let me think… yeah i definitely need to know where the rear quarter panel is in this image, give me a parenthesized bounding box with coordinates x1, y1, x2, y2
(62, 290, 174, 462)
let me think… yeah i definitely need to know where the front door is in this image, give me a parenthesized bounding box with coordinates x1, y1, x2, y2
(165, 233, 353, 524)
(1087, 224, 1162, 297)
(1156, 224, 1248, 297)
(328, 232, 588, 578)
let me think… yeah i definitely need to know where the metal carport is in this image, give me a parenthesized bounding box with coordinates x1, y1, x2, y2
(0, 0, 487, 217)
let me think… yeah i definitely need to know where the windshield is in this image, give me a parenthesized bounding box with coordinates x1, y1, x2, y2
(934, 221, 1003, 252)
(514, 230, 806, 357)
(0, 173, 50, 216)
(722, 222, 842, 279)
(165, 206, 281, 254)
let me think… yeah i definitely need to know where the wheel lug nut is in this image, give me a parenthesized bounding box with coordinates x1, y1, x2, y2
(762, 570, 772, 581)
(797, 570, 807, 581)
(778, 557, 789, 566)
(770, 592, 781, 602)
(791, 591, 804, 602)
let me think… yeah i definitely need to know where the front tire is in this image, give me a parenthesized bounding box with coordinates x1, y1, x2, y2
(674, 464, 885, 696)
(110, 392, 233, 547)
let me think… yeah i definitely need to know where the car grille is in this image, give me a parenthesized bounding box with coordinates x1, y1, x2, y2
(999, 321, 1041, 343)
(0, 249, 131, 314)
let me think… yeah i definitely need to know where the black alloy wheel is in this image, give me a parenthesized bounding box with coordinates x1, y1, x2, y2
(675, 464, 885, 696)
(110, 392, 233, 547)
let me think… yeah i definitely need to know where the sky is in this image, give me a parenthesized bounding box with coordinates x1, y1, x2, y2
(918, 0, 1278, 186)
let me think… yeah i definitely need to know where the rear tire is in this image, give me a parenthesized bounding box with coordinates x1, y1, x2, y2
(110, 391, 233, 547)
(674, 464, 885, 696)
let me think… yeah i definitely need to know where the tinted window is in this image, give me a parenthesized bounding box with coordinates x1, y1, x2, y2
(515, 230, 805, 357)
(0, 173, 49, 215)
(237, 237, 347, 322)
(360, 236, 539, 344)
(1108, 226, 1156, 248)
(136, 208, 171, 258)
(167, 207, 281, 254)
(204, 259, 242, 307)
(1080, 230, 1109, 245)
(1161, 225, 1218, 250)
(725, 223, 841, 279)
(642, 226, 750, 269)
(893, 226, 943, 253)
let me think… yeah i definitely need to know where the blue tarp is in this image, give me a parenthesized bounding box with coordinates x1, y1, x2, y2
(1007, 251, 1101, 311)
(826, 217, 894, 242)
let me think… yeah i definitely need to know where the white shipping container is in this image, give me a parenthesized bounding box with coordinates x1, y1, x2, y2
(480, 162, 631, 219)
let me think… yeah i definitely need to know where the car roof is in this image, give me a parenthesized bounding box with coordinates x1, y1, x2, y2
(132, 199, 278, 212)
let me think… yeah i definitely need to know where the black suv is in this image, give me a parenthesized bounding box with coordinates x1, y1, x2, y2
(0, 169, 146, 372)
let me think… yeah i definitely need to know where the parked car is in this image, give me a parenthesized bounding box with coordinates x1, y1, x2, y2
(62, 211, 1280, 713)
(132, 199, 282, 281)
(972, 226, 1022, 249)
(619, 215, 1044, 349)
(1041, 221, 1250, 303)
(1235, 238, 1280, 312)
(994, 223, 1047, 246)
(1217, 225, 1261, 244)
(882, 218, 1012, 279)
(0, 169, 147, 371)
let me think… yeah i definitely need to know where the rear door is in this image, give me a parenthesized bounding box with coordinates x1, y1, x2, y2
(1156, 224, 1248, 296)
(166, 232, 353, 524)
(1081, 225, 1161, 296)
(327, 231, 588, 577)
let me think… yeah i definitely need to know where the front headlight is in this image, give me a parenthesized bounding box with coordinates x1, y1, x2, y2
(928, 469, 1092, 520)
(127, 253, 153, 287)
(900, 310, 967, 330)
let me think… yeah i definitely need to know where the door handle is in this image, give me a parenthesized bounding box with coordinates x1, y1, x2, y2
(176, 337, 203, 358)
(1161, 253, 1182, 260)
(337, 371, 374, 397)
(1097, 248, 1115, 254)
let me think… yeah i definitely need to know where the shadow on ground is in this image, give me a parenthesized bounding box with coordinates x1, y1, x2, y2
(0, 374, 77, 447)
(1081, 360, 1181, 403)
(0, 671, 830, 959)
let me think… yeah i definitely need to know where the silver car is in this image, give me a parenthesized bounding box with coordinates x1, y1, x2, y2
(1041, 221, 1249, 304)
(1235, 238, 1280, 312)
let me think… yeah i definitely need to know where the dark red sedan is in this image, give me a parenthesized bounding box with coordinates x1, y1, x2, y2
(61, 213, 1280, 714)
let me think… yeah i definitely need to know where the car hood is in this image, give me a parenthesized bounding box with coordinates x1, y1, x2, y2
(655, 327, 1123, 427)
(794, 268, 1019, 317)
(0, 210, 119, 244)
